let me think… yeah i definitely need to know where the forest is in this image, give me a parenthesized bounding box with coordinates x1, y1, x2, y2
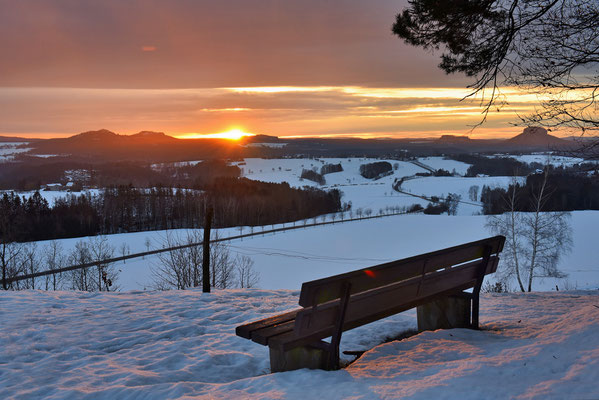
(480, 173, 599, 214)
(0, 179, 342, 243)
(0, 159, 242, 190)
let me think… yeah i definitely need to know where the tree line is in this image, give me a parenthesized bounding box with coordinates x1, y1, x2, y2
(481, 173, 599, 215)
(0, 178, 342, 243)
(0, 159, 242, 191)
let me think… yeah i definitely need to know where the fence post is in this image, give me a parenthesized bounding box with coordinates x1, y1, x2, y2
(202, 207, 213, 293)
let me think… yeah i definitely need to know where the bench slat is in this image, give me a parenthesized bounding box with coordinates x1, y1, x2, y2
(299, 235, 504, 307)
(269, 256, 498, 351)
(250, 320, 296, 345)
(235, 309, 300, 339)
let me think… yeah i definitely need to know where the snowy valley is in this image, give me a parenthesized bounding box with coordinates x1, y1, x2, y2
(2, 154, 599, 399)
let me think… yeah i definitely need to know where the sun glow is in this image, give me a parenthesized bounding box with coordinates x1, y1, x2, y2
(179, 128, 256, 140)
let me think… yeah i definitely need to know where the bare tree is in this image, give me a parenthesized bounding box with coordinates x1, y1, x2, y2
(151, 230, 236, 290)
(20, 243, 39, 289)
(67, 237, 118, 292)
(68, 241, 93, 291)
(236, 255, 259, 288)
(88, 236, 118, 292)
(469, 185, 480, 202)
(120, 242, 130, 264)
(43, 241, 66, 290)
(143, 237, 152, 259)
(152, 230, 202, 290)
(446, 193, 461, 216)
(210, 233, 236, 289)
(0, 242, 22, 290)
(486, 173, 573, 291)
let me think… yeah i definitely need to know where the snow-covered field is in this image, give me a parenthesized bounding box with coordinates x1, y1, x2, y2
(400, 176, 524, 215)
(417, 156, 471, 175)
(0, 142, 30, 162)
(237, 157, 426, 188)
(236, 157, 514, 214)
(3, 156, 599, 399)
(2, 288, 598, 399)
(488, 153, 594, 167)
(6, 156, 596, 292)
(27, 211, 599, 293)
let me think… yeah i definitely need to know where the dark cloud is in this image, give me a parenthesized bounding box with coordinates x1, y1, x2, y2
(0, 0, 466, 88)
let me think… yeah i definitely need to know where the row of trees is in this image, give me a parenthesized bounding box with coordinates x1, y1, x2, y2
(0, 158, 242, 191)
(1, 230, 260, 292)
(0, 179, 342, 243)
(320, 163, 343, 175)
(1, 236, 118, 291)
(481, 173, 599, 214)
(300, 169, 326, 185)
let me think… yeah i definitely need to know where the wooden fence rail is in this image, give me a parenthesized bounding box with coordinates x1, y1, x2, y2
(2, 209, 416, 288)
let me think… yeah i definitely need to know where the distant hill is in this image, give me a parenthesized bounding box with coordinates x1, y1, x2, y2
(0, 135, 39, 143)
(436, 135, 472, 144)
(241, 134, 281, 144)
(51, 129, 177, 146)
(505, 127, 570, 148)
(29, 129, 243, 162)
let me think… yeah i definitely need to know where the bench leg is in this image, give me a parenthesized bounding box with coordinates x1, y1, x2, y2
(269, 345, 328, 372)
(417, 293, 472, 331)
(472, 245, 493, 329)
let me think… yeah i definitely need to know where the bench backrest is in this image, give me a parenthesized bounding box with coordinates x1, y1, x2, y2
(293, 235, 505, 342)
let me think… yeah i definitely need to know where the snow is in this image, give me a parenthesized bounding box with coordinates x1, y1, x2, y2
(235, 158, 428, 211)
(0, 142, 31, 162)
(28, 211, 599, 293)
(488, 154, 596, 167)
(2, 156, 599, 399)
(417, 157, 471, 175)
(1, 288, 598, 399)
(237, 158, 427, 187)
(235, 158, 522, 215)
(400, 176, 524, 215)
(4, 156, 596, 292)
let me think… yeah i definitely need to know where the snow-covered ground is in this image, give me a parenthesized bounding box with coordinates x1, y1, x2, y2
(27, 211, 599, 293)
(237, 158, 426, 187)
(1, 288, 598, 399)
(0, 142, 31, 162)
(4, 157, 597, 292)
(400, 176, 524, 215)
(236, 157, 516, 214)
(488, 153, 595, 167)
(417, 156, 471, 175)
(3, 156, 599, 399)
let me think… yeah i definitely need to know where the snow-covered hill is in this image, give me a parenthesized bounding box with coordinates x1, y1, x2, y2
(26, 211, 597, 293)
(1, 288, 598, 399)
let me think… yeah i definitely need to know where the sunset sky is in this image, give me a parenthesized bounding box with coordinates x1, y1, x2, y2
(0, 0, 553, 139)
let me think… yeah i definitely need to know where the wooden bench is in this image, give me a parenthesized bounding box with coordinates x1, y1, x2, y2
(236, 235, 505, 372)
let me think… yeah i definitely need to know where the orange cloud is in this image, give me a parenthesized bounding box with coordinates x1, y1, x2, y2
(141, 45, 157, 52)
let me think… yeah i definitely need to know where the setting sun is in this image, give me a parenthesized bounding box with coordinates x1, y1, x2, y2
(178, 129, 256, 140)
